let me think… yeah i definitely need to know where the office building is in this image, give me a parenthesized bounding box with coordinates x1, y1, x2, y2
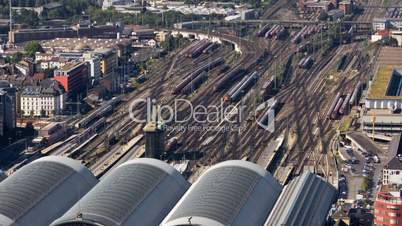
(0, 81, 16, 137)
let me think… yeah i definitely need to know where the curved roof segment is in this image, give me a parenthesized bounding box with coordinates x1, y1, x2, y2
(0, 156, 98, 226)
(161, 160, 283, 226)
(265, 172, 337, 226)
(51, 158, 190, 226)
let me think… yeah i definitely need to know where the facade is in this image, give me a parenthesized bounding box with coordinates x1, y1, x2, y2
(51, 158, 189, 226)
(35, 52, 54, 62)
(161, 160, 283, 226)
(374, 190, 402, 226)
(9, 25, 120, 44)
(94, 48, 119, 92)
(383, 134, 402, 186)
(0, 156, 98, 226)
(364, 66, 402, 132)
(373, 18, 388, 31)
(144, 122, 165, 158)
(0, 81, 16, 137)
(20, 80, 65, 117)
(265, 172, 337, 226)
(338, 1, 352, 14)
(39, 57, 68, 70)
(83, 52, 102, 84)
(54, 61, 89, 98)
(372, 18, 402, 31)
(38, 122, 67, 144)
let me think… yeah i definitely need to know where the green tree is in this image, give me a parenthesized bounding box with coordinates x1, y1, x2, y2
(24, 41, 43, 57)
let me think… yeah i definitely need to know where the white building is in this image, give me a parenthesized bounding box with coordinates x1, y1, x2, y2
(83, 52, 102, 84)
(373, 18, 388, 31)
(20, 80, 65, 117)
(40, 58, 68, 70)
(383, 134, 402, 186)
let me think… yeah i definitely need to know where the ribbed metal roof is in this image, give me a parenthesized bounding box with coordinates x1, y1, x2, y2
(265, 172, 337, 226)
(0, 156, 97, 226)
(51, 158, 189, 226)
(161, 160, 282, 226)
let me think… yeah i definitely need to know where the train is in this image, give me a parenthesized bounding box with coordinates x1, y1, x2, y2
(227, 71, 258, 102)
(181, 71, 208, 94)
(165, 137, 180, 153)
(339, 93, 351, 115)
(257, 24, 270, 37)
(188, 40, 211, 58)
(298, 56, 313, 69)
(172, 57, 224, 94)
(75, 96, 121, 129)
(326, 92, 341, 120)
(331, 97, 344, 120)
(337, 53, 353, 71)
(136, 74, 147, 83)
(214, 67, 247, 92)
(386, 8, 402, 18)
(260, 77, 275, 99)
(265, 25, 284, 39)
(202, 43, 219, 54)
(292, 25, 323, 44)
(349, 81, 362, 106)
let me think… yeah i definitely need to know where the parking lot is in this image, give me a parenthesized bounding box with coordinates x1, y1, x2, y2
(338, 140, 386, 202)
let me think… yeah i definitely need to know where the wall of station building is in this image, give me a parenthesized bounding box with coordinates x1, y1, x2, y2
(374, 195, 402, 226)
(171, 30, 242, 53)
(365, 99, 402, 109)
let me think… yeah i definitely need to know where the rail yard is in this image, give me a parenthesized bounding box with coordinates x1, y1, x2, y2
(4, 0, 400, 203)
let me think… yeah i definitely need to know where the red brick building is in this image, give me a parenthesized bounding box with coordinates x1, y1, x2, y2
(53, 61, 88, 99)
(374, 190, 402, 226)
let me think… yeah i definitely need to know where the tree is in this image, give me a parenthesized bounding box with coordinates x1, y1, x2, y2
(24, 41, 43, 57)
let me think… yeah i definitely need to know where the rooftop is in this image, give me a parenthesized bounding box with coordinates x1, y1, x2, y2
(367, 66, 402, 100)
(161, 160, 282, 226)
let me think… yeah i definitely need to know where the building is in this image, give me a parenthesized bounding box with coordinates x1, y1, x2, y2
(161, 160, 283, 226)
(328, 9, 345, 21)
(373, 18, 388, 31)
(0, 156, 98, 226)
(0, 169, 5, 182)
(94, 48, 119, 92)
(144, 121, 165, 159)
(339, 0, 353, 14)
(39, 57, 69, 70)
(240, 9, 256, 20)
(54, 61, 88, 99)
(51, 158, 189, 226)
(35, 52, 54, 62)
(265, 172, 337, 226)
(8, 25, 121, 44)
(83, 52, 102, 84)
(373, 18, 402, 31)
(299, 0, 335, 13)
(363, 57, 402, 132)
(374, 189, 402, 226)
(15, 60, 34, 77)
(131, 28, 156, 41)
(350, 208, 374, 226)
(383, 133, 402, 186)
(0, 81, 16, 137)
(38, 122, 67, 144)
(20, 80, 65, 117)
